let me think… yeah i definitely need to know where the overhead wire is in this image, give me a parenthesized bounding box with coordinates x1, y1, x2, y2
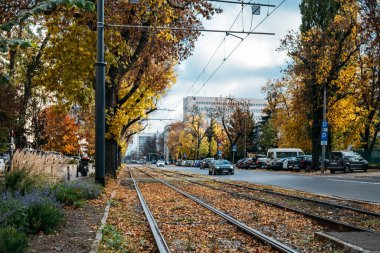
(171, 3, 249, 110)
(192, 0, 287, 96)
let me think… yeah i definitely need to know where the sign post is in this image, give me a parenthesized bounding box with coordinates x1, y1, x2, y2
(232, 144, 237, 164)
(321, 120, 328, 173)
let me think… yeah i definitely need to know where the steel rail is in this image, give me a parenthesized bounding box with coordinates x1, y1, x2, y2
(216, 179, 380, 218)
(135, 167, 300, 253)
(152, 169, 379, 234)
(130, 171, 170, 253)
(162, 168, 380, 218)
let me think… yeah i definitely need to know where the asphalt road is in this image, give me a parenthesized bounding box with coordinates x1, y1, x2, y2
(159, 165, 380, 204)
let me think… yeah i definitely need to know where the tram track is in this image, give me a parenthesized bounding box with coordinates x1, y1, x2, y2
(163, 169, 380, 215)
(156, 168, 380, 233)
(129, 167, 300, 252)
(133, 167, 348, 252)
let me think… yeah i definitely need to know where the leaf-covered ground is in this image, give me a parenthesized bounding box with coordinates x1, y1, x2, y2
(100, 167, 346, 252)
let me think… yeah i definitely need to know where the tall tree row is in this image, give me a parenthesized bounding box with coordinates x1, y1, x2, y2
(262, 0, 380, 166)
(0, 0, 221, 178)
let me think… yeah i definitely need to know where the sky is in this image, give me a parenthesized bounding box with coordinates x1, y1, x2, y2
(144, 0, 301, 133)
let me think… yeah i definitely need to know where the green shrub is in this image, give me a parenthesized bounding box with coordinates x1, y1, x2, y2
(0, 227, 28, 253)
(52, 180, 103, 207)
(0, 192, 27, 231)
(26, 202, 63, 234)
(4, 170, 35, 195)
(52, 183, 84, 206)
(0, 189, 63, 234)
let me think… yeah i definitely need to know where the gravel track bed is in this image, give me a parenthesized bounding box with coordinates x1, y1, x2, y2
(144, 169, 339, 252)
(134, 170, 275, 252)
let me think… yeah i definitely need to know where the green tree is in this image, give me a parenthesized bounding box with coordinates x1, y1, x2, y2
(280, 0, 359, 168)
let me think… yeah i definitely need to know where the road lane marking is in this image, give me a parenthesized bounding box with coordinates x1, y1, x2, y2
(328, 179, 380, 185)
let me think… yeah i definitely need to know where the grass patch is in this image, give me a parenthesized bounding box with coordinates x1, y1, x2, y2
(0, 227, 28, 253)
(101, 225, 129, 252)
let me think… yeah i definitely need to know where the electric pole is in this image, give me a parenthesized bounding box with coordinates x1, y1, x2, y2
(95, 0, 105, 186)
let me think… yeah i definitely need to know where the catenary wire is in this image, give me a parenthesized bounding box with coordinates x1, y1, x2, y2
(192, 0, 287, 96)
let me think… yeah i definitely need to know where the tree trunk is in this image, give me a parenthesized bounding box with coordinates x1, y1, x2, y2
(117, 145, 122, 167)
(105, 139, 117, 178)
(311, 87, 323, 170)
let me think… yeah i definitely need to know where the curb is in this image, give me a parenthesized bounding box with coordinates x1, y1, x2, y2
(315, 232, 370, 253)
(90, 190, 116, 253)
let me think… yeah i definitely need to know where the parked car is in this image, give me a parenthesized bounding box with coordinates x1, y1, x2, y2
(292, 155, 328, 171)
(236, 158, 249, 168)
(244, 158, 260, 169)
(327, 151, 368, 173)
(256, 156, 268, 169)
(282, 157, 297, 170)
(156, 160, 165, 167)
(268, 158, 286, 170)
(194, 160, 201, 167)
(208, 159, 234, 175)
(175, 160, 182, 166)
(266, 148, 305, 168)
(200, 158, 214, 169)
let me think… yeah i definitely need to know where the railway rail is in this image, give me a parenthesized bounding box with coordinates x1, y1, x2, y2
(130, 167, 300, 253)
(161, 169, 380, 214)
(130, 172, 170, 253)
(147, 167, 380, 234)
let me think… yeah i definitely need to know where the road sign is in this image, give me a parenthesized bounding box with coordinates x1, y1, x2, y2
(321, 120, 328, 132)
(217, 150, 222, 156)
(232, 145, 236, 152)
(321, 132, 328, 145)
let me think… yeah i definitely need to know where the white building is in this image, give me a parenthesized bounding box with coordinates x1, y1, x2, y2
(183, 96, 267, 122)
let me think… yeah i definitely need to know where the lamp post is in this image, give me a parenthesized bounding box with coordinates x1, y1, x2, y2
(95, 0, 105, 186)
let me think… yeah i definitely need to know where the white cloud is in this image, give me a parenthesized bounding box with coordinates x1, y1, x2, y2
(144, 0, 301, 133)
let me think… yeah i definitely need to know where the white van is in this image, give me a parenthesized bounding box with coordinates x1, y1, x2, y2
(266, 148, 304, 167)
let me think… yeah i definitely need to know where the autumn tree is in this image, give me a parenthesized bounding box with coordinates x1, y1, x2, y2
(215, 97, 254, 161)
(41, 106, 79, 155)
(0, 1, 94, 149)
(355, 0, 380, 160)
(280, 0, 360, 168)
(184, 106, 208, 159)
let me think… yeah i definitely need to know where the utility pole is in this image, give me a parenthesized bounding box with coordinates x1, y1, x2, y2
(321, 83, 327, 174)
(244, 117, 247, 158)
(95, 0, 105, 186)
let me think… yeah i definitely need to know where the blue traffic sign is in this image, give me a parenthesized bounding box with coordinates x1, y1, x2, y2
(217, 150, 222, 156)
(321, 120, 328, 132)
(321, 132, 328, 145)
(232, 145, 237, 152)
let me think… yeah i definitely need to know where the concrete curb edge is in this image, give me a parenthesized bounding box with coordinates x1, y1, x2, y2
(315, 232, 369, 253)
(90, 190, 116, 253)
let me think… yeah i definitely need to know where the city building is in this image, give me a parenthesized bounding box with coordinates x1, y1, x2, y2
(126, 132, 164, 161)
(183, 96, 267, 122)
